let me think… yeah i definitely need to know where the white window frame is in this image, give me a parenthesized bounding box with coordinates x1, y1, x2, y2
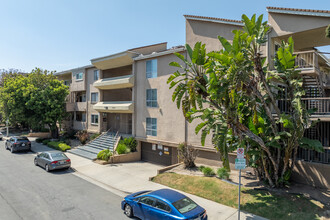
(146, 89, 157, 107)
(146, 117, 157, 136)
(76, 72, 83, 81)
(63, 80, 70, 86)
(146, 59, 157, 78)
(91, 92, 98, 103)
(94, 70, 99, 81)
(91, 114, 99, 125)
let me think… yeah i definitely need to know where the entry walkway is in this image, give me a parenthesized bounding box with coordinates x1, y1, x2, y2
(30, 140, 267, 220)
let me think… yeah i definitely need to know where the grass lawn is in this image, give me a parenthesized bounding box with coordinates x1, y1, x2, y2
(152, 173, 326, 220)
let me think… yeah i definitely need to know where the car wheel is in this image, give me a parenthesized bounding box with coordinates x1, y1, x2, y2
(10, 147, 14, 153)
(45, 164, 50, 172)
(124, 204, 133, 218)
(34, 159, 38, 166)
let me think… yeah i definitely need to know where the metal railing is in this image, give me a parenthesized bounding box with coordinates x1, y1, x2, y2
(294, 50, 316, 69)
(302, 97, 330, 115)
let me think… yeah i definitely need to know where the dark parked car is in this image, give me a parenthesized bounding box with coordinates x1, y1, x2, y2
(34, 152, 71, 172)
(5, 136, 31, 153)
(121, 189, 207, 220)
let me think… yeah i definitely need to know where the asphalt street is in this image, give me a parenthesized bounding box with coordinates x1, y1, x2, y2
(0, 140, 127, 220)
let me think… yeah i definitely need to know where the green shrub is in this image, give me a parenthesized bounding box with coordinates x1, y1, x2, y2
(36, 138, 45, 143)
(202, 167, 215, 177)
(97, 149, 112, 161)
(198, 165, 205, 172)
(90, 133, 101, 141)
(47, 141, 71, 152)
(58, 143, 71, 152)
(217, 167, 230, 180)
(42, 139, 51, 145)
(64, 139, 71, 146)
(116, 143, 129, 155)
(123, 137, 137, 152)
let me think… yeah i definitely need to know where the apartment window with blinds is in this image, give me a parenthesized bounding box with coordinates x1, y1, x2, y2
(146, 118, 157, 136)
(76, 72, 83, 80)
(94, 70, 99, 81)
(91, 114, 99, 125)
(146, 89, 157, 107)
(91, 92, 98, 103)
(146, 59, 157, 78)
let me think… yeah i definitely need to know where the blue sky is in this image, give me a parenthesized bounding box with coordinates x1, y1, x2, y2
(0, 0, 329, 72)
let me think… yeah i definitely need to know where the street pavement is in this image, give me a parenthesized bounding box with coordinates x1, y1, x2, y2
(0, 140, 127, 220)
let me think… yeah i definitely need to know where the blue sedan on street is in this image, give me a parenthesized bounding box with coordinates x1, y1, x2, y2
(121, 189, 207, 220)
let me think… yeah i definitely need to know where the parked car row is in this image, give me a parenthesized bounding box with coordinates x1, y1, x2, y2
(3, 136, 71, 172)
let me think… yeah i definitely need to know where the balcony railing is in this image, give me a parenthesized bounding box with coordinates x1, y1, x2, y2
(93, 75, 134, 90)
(66, 102, 87, 112)
(294, 50, 317, 69)
(277, 98, 330, 116)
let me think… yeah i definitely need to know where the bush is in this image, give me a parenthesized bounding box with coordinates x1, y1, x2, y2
(217, 167, 230, 180)
(62, 129, 77, 139)
(198, 165, 205, 172)
(47, 141, 71, 152)
(42, 139, 51, 145)
(36, 138, 45, 143)
(90, 133, 101, 141)
(58, 143, 71, 152)
(202, 167, 215, 177)
(75, 130, 89, 144)
(123, 137, 137, 152)
(97, 149, 112, 161)
(116, 143, 129, 155)
(64, 139, 71, 146)
(178, 142, 198, 169)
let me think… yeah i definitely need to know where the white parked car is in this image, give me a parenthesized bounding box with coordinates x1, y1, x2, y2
(0, 132, 3, 140)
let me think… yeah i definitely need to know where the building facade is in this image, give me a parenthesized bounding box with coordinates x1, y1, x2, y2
(55, 7, 330, 188)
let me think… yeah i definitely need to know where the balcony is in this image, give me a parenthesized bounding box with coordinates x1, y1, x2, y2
(302, 98, 330, 120)
(65, 102, 87, 112)
(93, 101, 134, 113)
(93, 75, 134, 90)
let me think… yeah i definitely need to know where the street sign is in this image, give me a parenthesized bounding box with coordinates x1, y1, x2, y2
(237, 148, 244, 158)
(235, 158, 246, 170)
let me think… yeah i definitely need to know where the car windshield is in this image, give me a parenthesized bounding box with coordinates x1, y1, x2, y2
(17, 138, 29, 142)
(172, 197, 197, 214)
(51, 153, 68, 160)
(134, 191, 151, 197)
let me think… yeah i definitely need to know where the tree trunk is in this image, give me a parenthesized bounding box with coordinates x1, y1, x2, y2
(50, 124, 59, 139)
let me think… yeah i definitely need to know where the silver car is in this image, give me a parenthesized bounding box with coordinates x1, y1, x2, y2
(34, 152, 71, 172)
(0, 131, 3, 140)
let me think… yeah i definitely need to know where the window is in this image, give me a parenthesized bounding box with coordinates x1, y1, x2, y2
(172, 197, 198, 214)
(91, 114, 99, 125)
(63, 80, 70, 86)
(146, 59, 157, 78)
(76, 72, 83, 80)
(91, 93, 98, 103)
(76, 92, 86, 102)
(146, 118, 157, 136)
(94, 70, 99, 81)
(155, 199, 171, 212)
(76, 112, 86, 122)
(139, 197, 155, 206)
(146, 89, 157, 107)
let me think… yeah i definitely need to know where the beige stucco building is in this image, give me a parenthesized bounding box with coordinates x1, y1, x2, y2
(56, 7, 330, 188)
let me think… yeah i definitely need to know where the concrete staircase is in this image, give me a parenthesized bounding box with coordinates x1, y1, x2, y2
(69, 132, 119, 160)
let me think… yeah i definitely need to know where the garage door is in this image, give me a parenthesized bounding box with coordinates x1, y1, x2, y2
(141, 142, 172, 166)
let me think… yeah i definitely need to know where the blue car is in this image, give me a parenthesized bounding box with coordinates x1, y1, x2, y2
(121, 189, 207, 220)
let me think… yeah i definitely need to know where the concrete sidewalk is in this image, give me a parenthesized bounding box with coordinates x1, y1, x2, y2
(30, 139, 266, 220)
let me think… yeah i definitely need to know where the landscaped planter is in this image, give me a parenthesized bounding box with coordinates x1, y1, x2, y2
(28, 132, 51, 138)
(94, 151, 141, 165)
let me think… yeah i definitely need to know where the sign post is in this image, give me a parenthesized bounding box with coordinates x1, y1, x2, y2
(235, 148, 246, 220)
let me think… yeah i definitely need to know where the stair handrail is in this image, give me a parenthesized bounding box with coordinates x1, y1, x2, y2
(82, 127, 112, 147)
(112, 131, 120, 155)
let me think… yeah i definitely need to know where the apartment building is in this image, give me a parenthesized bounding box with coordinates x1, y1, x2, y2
(56, 7, 330, 188)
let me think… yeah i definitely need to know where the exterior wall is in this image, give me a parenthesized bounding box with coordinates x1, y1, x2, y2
(86, 67, 101, 133)
(103, 88, 132, 101)
(135, 53, 186, 144)
(103, 65, 132, 78)
(268, 12, 330, 37)
(186, 19, 242, 52)
(70, 68, 86, 91)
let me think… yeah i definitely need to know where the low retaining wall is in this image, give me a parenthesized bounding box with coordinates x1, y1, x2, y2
(157, 163, 183, 175)
(110, 151, 141, 164)
(28, 132, 51, 138)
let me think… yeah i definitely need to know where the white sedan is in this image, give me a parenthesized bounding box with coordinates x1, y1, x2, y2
(0, 132, 3, 140)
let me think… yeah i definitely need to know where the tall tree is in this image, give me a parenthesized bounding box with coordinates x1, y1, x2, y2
(0, 68, 69, 138)
(168, 14, 323, 187)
